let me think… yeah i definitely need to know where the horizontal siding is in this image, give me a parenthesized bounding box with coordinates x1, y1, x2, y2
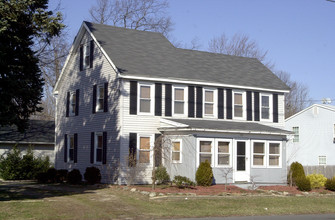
(55, 30, 120, 183)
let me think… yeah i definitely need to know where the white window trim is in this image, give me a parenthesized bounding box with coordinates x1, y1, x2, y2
(197, 138, 214, 167)
(260, 93, 273, 122)
(137, 134, 154, 166)
(96, 84, 104, 113)
(68, 134, 74, 162)
(251, 140, 267, 168)
(83, 42, 90, 69)
(69, 92, 76, 116)
(137, 82, 154, 115)
(233, 90, 246, 120)
(171, 139, 182, 163)
(268, 141, 282, 168)
(94, 132, 103, 164)
(293, 127, 299, 142)
(172, 85, 188, 117)
(215, 139, 232, 167)
(203, 88, 217, 118)
(319, 156, 327, 165)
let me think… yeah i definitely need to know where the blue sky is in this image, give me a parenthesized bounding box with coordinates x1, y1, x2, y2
(50, 0, 335, 103)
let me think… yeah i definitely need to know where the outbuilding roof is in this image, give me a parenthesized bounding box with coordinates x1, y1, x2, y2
(0, 120, 55, 144)
(84, 21, 289, 92)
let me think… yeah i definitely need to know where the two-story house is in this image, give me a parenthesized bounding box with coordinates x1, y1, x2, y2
(54, 21, 290, 185)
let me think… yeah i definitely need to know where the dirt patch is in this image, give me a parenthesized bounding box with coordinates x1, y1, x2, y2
(127, 184, 335, 196)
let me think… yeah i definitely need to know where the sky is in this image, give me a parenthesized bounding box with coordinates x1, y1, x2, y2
(49, 0, 335, 104)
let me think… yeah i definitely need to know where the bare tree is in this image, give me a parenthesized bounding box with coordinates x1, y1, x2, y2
(89, 0, 173, 36)
(275, 71, 311, 118)
(208, 33, 274, 69)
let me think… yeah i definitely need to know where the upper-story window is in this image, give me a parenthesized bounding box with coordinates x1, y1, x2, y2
(138, 83, 154, 114)
(204, 88, 216, 117)
(70, 92, 76, 116)
(84, 43, 91, 68)
(233, 91, 245, 119)
(293, 127, 299, 142)
(261, 93, 272, 121)
(173, 86, 187, 116)
(96, 85, 104, 112)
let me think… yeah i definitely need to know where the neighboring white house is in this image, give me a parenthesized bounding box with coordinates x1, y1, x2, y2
(54, 21, 291, 185)
(286, 104, 335, 167)
(0, 120, 55, 162)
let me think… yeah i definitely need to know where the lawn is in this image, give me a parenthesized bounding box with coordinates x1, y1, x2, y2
(1, 182, 335, 220)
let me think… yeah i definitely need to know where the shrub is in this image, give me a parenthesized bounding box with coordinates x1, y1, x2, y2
(155, 166, 170, 184)
(56, 169, 68, 183)
(195, 160, 213, 186)
(67, 169, 82, 184)
(325, 177, 335, 191)
(84, 167, 101, 185)
(0, 146, 51, 180)
(306, 174, 327, 189)
(173, 175, 195, 188)
(36, 172, 48, 184)
(296, 176, 311, 191)
(288, 162, 305, 186)
(46, 168, 57, 183)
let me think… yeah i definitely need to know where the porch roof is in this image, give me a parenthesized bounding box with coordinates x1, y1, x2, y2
(159, 119, 291, 136)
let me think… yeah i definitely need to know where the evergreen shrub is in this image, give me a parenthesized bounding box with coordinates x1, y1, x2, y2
(84, 167, 101, 185)
(195, 160, 213, 186)
(288, 161, 305, 186)
(67, 169, 82, 184)
(306, 174, 327, 189)
(173, 175, 195, 188)
(56, 169, 68, 183)
(155, 166, 170, 184)
(325, 177, 335, 191)
(296, 176, 311, 191)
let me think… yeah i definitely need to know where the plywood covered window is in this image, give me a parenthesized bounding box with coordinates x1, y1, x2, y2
(139, 137, 151, 163)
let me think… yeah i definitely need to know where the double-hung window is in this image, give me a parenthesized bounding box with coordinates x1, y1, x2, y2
(269, 143, 280, 166)
(204, 89, 216, 117)
(216, 140, 231, 166)
(261, 94, 271, 120)
(139, 136, 151, 164)
(138, 83, 153, 114)
(319, 156, 326, 165)
(199, 140, 213, 166)
(252, 141, 265, 166)
(84, 43, 90, 68)
(68, 135, 74, 162)
(70, 92, 76, 116)
(96, 85, 104, 112)
(233, 91, 245, 119)
(172, 140, 182, 163)
(293, 127, 299, 142)
(95, 133, 103, 163)
(173, 86, 187, 116)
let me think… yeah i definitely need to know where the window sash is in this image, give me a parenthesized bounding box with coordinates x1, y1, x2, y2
(95, 134, 103, 163)
(204, 90, 214, 116)
(173, 87, 186, 115)
(69, 135, 74, 161)
(139, 137, 150, 163)
(253, 142, 265, 166)
(261, 95, 270, 119)
(234, 92, 243, 118)
(96, 85, 104, 112)
(199, 140, 212, 165)
(70, 93, 76, 115)
(139, 85, 152, 113)
(319, 156, 326, 165)
(172, 141, 181, 162)
(84, 44, 90, 67)
(293, 127, 299, 142)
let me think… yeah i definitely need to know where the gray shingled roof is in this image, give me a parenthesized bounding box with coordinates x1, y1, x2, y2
(161, 119, 291, 135)
(0, 120, 55, 144)
(85, 21, 289, 91)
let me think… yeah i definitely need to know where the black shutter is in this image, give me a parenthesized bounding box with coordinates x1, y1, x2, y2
(64, 134, 68, 162)
(129, 133, 137, 167)
(154, 134, 162, 167)
(75, 89, 79, 116)
(90, 132, 94, 164)
(188, 86, 195, 117)
(165, 84, 172, 116)
(247, 91, 252, 121)
(196, 86, 203, 118)
(74, 133, 78, 163)
(226, 89, 232, 119)
(90, 40, 94, 68)
(130, 81, 137, 115)
(218, 88, 224, 119)
(102, 132, 107, 164)
(104, 82, 108, 112)
(66, 92, 70, 117)
(79, 45, 83, 71)
(254, 92, 260, 121)
(273, 94, 279, 123)
(92, 85, 97, 114)
(155, 83, 162, 116)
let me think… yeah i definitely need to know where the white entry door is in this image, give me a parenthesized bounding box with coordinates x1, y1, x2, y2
(234, 140, 250, 182)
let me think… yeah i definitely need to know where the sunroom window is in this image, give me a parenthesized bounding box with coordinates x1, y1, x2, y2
(253, 142, 265, 166)
(199, 141, 212, 165)
(269, 143, 280, 166)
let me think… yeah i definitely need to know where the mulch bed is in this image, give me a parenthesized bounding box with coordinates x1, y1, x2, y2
(128, 184, 334, 196)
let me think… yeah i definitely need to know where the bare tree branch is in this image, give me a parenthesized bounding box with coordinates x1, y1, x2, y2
(89, 0, 173, 36)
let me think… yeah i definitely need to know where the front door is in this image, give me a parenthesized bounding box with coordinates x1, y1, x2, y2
(234, 140, 250, 182)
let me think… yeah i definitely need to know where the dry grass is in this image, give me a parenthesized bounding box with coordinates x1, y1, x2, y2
(1, 182, 335, 219)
